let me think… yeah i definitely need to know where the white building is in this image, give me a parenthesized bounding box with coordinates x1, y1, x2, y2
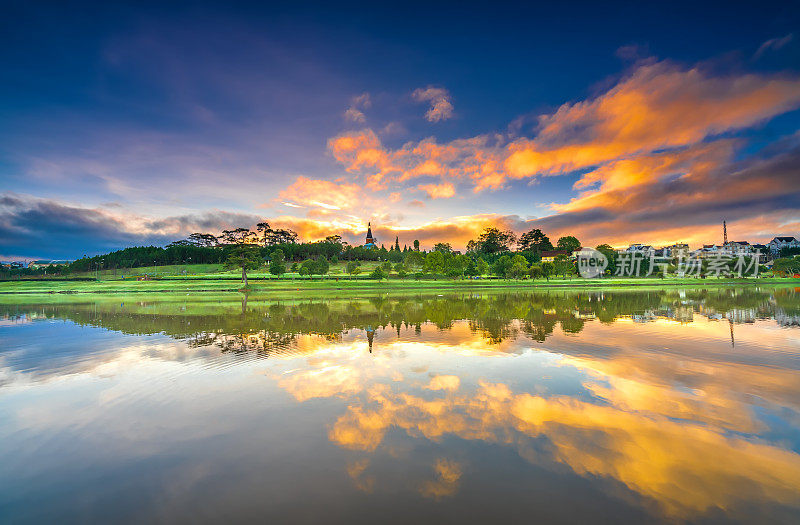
(767, 236, 800, 255)
(624, 244, 655, 256)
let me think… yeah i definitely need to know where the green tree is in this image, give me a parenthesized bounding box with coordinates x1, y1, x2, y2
(370, 266, 387, 280)
(224, 245, 262, 285)
(381, 260, 393, 273)
(433, 242, 453, 253)
(413, 239, 420, 251)
(269, 249, 286, 277)
(300, 258, 315, 278)
(453, 253, 470, 278)
(556, 236, 581, 252)
(553, 255, 575, 278)
(425, 251, 446, 275)
(595, 244, 618, 276)
(517, 229, 553, 252)
(346, 261, 361, 278)
(492, 255, 513, 278)
(773, 256, 800, 276)
(313, 255, 330, 278)
(405, 250, 425, 271)
(541, 261, 555, 281)
(476, 258, 489, 276)
(464, 258, 478, 277)
(468, 227, 516, 254)
(509, 254, 529, 279)
(528, 264, 543, 280)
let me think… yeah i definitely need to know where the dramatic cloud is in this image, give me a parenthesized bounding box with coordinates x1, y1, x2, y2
(319, 59, 800, 247)
(333, 61, 800, 195)
(412, 86, 454, 122)
(504, 61, 800, 180)
(8, 49, 800, 257)
(0, 194, 266, 259)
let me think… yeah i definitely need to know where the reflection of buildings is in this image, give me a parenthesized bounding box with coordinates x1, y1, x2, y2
(775, 309, 800, 327)
(365, 326, 375, 352)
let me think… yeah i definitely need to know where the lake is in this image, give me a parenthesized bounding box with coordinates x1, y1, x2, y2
(1, 286, 799, 523)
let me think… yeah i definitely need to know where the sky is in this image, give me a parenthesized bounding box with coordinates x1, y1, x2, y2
(1, 0, 800, 259)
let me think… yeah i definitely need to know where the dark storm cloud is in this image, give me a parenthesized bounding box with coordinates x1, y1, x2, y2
(0, 195, 265, 259)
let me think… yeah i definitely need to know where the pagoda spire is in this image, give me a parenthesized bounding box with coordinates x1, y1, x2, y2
(364, 221, 376, 247)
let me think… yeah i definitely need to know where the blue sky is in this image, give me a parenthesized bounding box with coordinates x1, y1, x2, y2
(2, 1, 800, 259)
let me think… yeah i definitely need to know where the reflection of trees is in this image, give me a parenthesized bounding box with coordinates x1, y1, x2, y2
(2, 287, 796, 354)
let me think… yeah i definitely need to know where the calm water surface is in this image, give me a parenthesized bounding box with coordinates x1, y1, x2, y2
(1, 286, 799, 524)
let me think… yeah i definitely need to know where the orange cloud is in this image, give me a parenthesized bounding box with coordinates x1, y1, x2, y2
(279, 175, 368, 211)
(417, 182, 455, 199)
(328, 61, 800, 199)
(505, 62, 800, 179)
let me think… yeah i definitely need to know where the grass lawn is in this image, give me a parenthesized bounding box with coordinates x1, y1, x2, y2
(64, 261, 389, 280)
(1, 270, 795, 295)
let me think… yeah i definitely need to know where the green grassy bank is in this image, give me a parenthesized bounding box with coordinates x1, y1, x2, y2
(1, 275, 795, 295)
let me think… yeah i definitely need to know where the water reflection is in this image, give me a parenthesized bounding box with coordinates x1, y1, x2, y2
(1, 286, 799, 523)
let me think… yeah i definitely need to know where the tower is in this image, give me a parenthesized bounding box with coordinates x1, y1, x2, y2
(364, 222, 376, 248)
(723, 220, 728, 246)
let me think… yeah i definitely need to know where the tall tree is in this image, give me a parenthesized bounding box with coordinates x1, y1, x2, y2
(266, 228, 299, 246)
(220, 227, 255, 245)
(470, 227, 516, 254)
(556, 236, 581, 252)
(224, 245, 262, 286)
(269, 248, 286, 276)
(256, 222, 271, 247)
(413, 239, 420, 251)
(187, 232, 218, 247)
(395, 236, 400, 251)
(518, 229, 553, 252)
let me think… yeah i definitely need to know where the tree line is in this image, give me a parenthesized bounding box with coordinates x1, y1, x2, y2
(3, 219, 787, 282)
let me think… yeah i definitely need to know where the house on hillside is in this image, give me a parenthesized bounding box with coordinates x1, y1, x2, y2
(28, 259, 71, 269)
(541, 250, 572, 262)
(767, 236, 800, 255)
(623, 244, 655, 256)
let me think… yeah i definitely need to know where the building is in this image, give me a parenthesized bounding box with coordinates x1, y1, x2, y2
(726, 241, 753, 256)
(541, 250, 571, 262)
(364, 222, 377, 249)
(664, 243, 689, 257)
(624, 244, 655, 256)
(767, 236, 800, 255)
(28, 259, 71, 269)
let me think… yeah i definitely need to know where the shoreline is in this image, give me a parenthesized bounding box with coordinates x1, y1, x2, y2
(0, 277, 794, 295)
